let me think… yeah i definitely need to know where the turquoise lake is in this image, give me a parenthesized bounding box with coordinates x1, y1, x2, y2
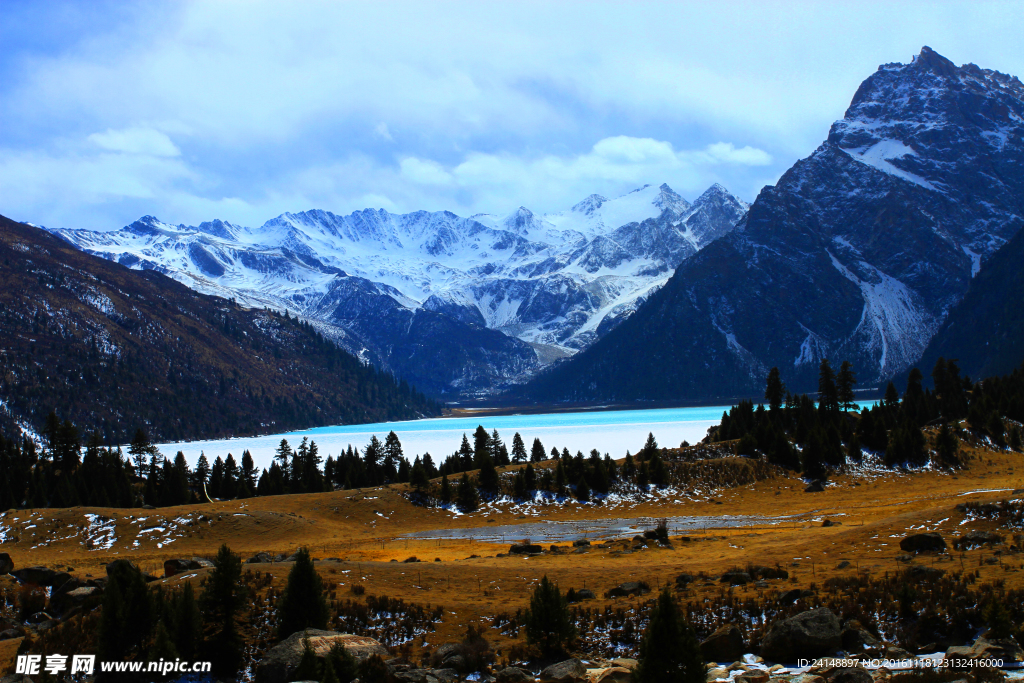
(156, 401, 877, 471)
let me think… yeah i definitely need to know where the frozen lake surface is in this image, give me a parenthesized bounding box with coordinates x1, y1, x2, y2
(156, 401, 875, 471)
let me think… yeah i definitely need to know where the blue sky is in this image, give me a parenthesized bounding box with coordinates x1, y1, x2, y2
(2, 0, 1022, 231)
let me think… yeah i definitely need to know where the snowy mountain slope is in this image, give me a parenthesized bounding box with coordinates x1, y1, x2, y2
(50, 182, 747, 396)
(523, 47, 1024, 402)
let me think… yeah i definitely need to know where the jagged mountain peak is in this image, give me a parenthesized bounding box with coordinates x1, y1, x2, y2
(571, 193, 607, 215)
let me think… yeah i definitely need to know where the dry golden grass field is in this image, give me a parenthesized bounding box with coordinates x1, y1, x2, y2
(2, 439, 1022, 671)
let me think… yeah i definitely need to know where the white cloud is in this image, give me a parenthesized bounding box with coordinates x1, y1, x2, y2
(1, 1, 1022, 229)
(87, 127, 180, 157)
(399, 157, 453, 186)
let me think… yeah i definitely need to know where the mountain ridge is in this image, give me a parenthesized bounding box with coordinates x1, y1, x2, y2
(520, 47, 1024, 402)
(49, 183, 748, 396)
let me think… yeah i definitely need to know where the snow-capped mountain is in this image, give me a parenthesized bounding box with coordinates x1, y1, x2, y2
(49, 182, 747, 395)
(523, 47, 1024, 402)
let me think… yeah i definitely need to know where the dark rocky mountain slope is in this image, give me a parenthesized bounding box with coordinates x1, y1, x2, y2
(0, 215, 439, 443)
(914, 224, 1024, 382)
(521, 47, 1024, 402)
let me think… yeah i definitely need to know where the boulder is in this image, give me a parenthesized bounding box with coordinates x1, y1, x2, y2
(572, 539, 591, 547)
(899, 533, 946, 553)
(946, 636, 1024, 662)
(539, 658, 586, 683)
(496, 666, 533, 683)
(247, 552, 273, 564)
(254, 629, 388, 683)
(823, 666, 872, 683)
(706, 666, 730, 681)
(190, 558, 214, 569)
(676, 573, 695, 587)
(720, 571, 751, 585)
(760, 608, 842, 663)
(610, 658, 637, 670)
(840, 620, 879, 652)
(105, 559, 139, 576)
(11, 567, 61, 586)
(735, 671, 769, 683)
(606, 582, 649, 598)
(0, 628, 22, 640)
(164, 559, 193, 577)
(954, 530, 1004, 550)
(805, 480, 825, 493)
(0, 553, 12, 575)
(594, 667, 631, 683)
(700, 625, 744, 663)
(509, 544, 543, 555)
(576, 589, 596, 600)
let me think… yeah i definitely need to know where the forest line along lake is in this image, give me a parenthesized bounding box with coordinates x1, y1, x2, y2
(156, 401, 876, 472)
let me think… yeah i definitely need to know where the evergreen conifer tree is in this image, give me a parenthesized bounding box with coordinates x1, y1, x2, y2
(837, 361, 857, 411)
(523, 575, 575, 656)
(457, 473, 479, 512)
(278, 547, 330, 639)
(530, 438, 546, 462)
(200, 544, 246, 675)
(764, 367, 786, 412)
(511, 433, 527, 463)
(633, 587, 705, 683)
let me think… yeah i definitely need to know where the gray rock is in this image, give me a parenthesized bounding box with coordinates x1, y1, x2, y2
(254, 629, 388, 683)
(824, 666, 873, 683)
(805, 480, 825, 493)
(840, 620, 879, 651)
(510, 544, 543, 555)
(247, 552, 273, 564)
(576, 589, 596, 600)
(164, 559, 193, 577)
(899, 533, 947, 553)
(720, 571, 751, 585)
(954, 530, 1004, 550)
(11, 567, 61, 586)
(606, 581, 649, 598)
(761, 607, 842, 663)
(946, 636, 1024, 662)
(700, 624, 744, 663)
(496, 666, 533, 683)
(539, 658, 587, 683)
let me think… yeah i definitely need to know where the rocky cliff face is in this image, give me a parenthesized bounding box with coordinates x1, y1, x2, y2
(523, 47, 1024, 402)
(50, 183, 746, 396)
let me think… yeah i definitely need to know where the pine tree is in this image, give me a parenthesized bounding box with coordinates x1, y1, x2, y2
(473, 426, 491, 469)
(477, 454, 499, 493)
(274, 439, 293, 486)
(575, 476, 590, 502)
(383, 431, 403, 480)
(440, 474, 452, 503)
(934, 422, 962, 468)
(764, 367, 786, 412)
(523, 575, 575, 656)
(633, 587, 705, 683)
(172, 581, 202, 660)
(278, 548, 330, 639)
(511, 433, 527, 463)
(99, 560, 152, 661)
(457, 473, 479, 512)
(410, 459, 430, 491)
(837, 361, 857, 411)
(200, 544, 246, 675)
(817, 359, 840, 418)
(530, 438, 546, 463)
